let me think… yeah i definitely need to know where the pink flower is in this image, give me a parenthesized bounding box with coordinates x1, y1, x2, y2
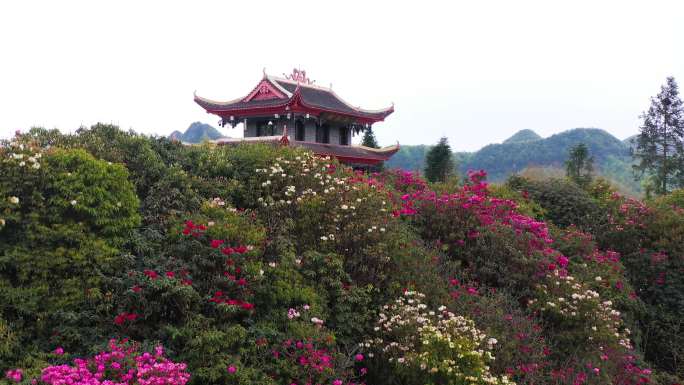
(211, 239, 225, 248)
(333, 380, 343, 385)
(5, 369, 22, 383)
(53, 347, 64, 355)
(355, 353, 364, 361)
(227, 365, 237, 374)
(166, 271, 175, 278)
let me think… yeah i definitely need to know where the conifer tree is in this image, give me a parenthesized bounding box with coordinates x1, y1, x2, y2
(565, 143, 594, 187)
(424, 137, 455, 183)
(361, 127, 379, 148)
(633, 77, 684, 195)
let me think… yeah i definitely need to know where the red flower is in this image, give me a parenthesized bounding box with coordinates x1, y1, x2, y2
(182, 228, 191, 235)
(221, 247, 234, 255)
(237, 278, 247, 286)
(240, 302, 254, 310)
(114, 314, 125, 325)
(165, 271, 175, 278)
(234, 245, 248, 254)
(125, 313, 138, 321)
(143, 270, 158, 279)
(131, 285, 142, 293)
(182, 279, 192, 286)
(211, 239, 225, 249)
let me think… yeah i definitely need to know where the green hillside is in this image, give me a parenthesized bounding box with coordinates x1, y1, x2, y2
(387, 128, 640, 194)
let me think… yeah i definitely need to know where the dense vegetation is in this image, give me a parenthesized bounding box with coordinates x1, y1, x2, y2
(387, 128, 640, 194)
(1, 124, 683, 385)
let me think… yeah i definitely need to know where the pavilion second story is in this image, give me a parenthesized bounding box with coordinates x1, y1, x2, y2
(194, 69, 394, 146)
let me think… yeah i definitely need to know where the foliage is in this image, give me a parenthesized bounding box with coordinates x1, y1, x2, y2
(632, 76, 684, 195)
(3, 124, 684, 385)
(0, 139, 140, 362)
(361, 127, 379, 149)
(363, 291, 512, 385)
(424, 137, 456, 183)
(506, 175, 605, 233)
(565, 143, 594, 187)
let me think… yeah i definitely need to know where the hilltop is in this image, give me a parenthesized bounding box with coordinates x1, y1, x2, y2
(170, 122, 226, 143)
(502, 129, 542, 144)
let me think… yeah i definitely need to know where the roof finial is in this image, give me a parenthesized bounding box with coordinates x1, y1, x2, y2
(262, 67, 267, 78)
(285, 68, 312, 84)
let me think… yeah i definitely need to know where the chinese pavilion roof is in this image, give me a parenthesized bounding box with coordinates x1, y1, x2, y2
(194, 69, 394, 125)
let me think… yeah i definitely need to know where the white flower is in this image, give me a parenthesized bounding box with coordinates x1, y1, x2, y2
(340, 204, 348, 210)
(0, 218, 5, 226)
(595, 276, 602, 282)
(9, 196, 19, 204)
(268, 262, 277, 268)
(320, 236, 328, 241)
(19, 161, 25, 167)
(32, 162, 40, 169)
(70, 200, 77, 206)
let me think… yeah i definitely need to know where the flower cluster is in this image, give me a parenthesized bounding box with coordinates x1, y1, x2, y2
(38, 339, 190, 385)
(364, 291, 514, 385)
(271, 337, 365, 385)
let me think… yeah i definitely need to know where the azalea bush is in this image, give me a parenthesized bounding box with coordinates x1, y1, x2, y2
(0, 137, 140, 361)
(2, 125, 683, 384)
(363, 291, 513, 385)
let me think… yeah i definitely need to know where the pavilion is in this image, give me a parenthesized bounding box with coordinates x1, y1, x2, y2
(194, 68, 398, 165)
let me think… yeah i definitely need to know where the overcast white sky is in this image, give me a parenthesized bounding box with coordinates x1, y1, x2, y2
(1, 0, 682, 151)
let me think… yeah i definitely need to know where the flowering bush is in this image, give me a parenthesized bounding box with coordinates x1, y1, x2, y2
(3, 126, 682, 384)
(363, 291, 513, 385)
(37, 339, 190, 385)
(0, 136, 140, 360)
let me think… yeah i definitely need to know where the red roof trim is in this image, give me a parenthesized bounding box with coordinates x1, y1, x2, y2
(243, 79, 288, 102)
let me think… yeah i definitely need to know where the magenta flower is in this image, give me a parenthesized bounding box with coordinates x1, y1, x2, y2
(5, 369, 22, 383)
(53, 346, 64, 355)
(354, 353, 364, 361)
(227, 365, 237, 374)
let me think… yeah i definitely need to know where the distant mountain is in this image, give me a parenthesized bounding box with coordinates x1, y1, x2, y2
(503, 129, 542, 144)
(170, 122, 226, 143)
(386, 128, 641, 194)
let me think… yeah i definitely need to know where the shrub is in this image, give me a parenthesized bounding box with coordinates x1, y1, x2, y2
(363, 291, 513, 385)
(0, 140, 140, 358)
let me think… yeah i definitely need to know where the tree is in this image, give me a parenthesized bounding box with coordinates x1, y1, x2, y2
(361, 127, 379, 148)
(632, 76, 684, 195)
(424, 137, 455, 183)
(565, 143, 594, 187)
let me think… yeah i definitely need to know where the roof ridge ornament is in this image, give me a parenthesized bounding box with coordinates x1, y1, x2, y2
(284, 68, 314, 85)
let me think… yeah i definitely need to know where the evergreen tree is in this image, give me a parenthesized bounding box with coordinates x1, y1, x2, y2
(632, 77, 684, 195)
(565, 143, 594, 187)
(424, 137, 455, 183)
(361, 127, 379, 148)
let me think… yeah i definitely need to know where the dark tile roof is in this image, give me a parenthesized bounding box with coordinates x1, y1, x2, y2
(275, 81, 389, 119)
(194, 96, 287, 111)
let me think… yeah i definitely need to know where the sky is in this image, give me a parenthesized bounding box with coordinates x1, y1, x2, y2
(0, 0, 682, 152)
